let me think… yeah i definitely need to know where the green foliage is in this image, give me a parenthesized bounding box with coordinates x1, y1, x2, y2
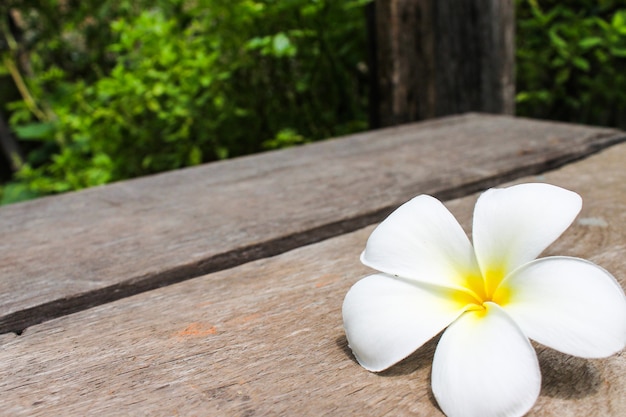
(1, 0, 370, 203)
(516, 0, 626, 127)
(6, 1, 625, 205)
(0, 181, 38, 205)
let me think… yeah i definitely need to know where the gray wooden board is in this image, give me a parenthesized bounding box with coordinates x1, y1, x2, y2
(1, 141, 626, 416)
(1, 113, 624, 334)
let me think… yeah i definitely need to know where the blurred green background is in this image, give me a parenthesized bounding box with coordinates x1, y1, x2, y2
(1, 0, 625, 204)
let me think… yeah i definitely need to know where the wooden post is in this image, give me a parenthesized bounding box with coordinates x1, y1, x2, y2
(371, 0, 515, 128)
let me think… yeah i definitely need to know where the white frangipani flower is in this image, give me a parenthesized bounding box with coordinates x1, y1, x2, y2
(342, 183, 626, 417)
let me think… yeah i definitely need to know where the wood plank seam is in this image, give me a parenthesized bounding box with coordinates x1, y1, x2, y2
(3, 139, 626, 415)
(2, 129, 625, 336)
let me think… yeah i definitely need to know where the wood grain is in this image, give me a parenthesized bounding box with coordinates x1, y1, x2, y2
(0, 113, 624, 334)
(1, 140, 625, 416)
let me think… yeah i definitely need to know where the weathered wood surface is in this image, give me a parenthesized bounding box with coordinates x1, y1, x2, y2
(1, 140, 625, 416)
(1, 113, 623, 334)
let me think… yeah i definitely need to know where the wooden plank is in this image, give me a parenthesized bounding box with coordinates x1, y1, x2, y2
(1, 140, 625, 416)
(0, 113, 624, 334)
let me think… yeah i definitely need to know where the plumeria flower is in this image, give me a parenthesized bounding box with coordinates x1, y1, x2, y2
(342, 183, 626, 417)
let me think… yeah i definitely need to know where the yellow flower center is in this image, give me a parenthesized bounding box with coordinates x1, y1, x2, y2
(454, 264, 510, 312)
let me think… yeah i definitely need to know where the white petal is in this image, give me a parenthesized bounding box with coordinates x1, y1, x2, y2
(495, 256, 626, 358)
(342, 273, 466, 372)
(432, 303, 541, 417)
(472, 183, 582, 293)
(361, 195, 481, 291)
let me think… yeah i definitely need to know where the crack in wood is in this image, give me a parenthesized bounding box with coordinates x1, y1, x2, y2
(1, 122, 624, 335)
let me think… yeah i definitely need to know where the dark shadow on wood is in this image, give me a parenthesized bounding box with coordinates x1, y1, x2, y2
(377, 334, 441, 377)
(537, 346, 601, 399)
(336, 334, 359, 366)
(335, 332, 441, 377)
(375, 334, 442, 412)
(335, 332, 443, 412)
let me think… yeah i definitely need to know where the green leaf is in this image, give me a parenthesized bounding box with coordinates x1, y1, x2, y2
(555, 68, 571, 85)
(548, 28, 568, 51)
(272, 33, 297, 57)
(610, 47, 626, 57)
(188, 146, 202, 165)
(13, 122, 57, 141)
(215, 146, 229, 160)
(262, 128, 307, 150)
(578, 37, 603, 50)
(572, 57, 590, 71)
(612, 10, 626, 34)
(245, 36, 271, 51)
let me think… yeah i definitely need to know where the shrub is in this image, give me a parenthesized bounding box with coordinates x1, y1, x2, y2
(1, 0, 370, 203)
(516, 0, 626, 127)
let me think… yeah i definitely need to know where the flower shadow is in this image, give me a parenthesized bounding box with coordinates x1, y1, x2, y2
(335, 333, 441, 376)
(536, 346, 601, 399)
(336, 334, 359, 366)
(336, 335, 602, 410)
(335, 333, 442, 412)
(378, 334, 441, 377)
